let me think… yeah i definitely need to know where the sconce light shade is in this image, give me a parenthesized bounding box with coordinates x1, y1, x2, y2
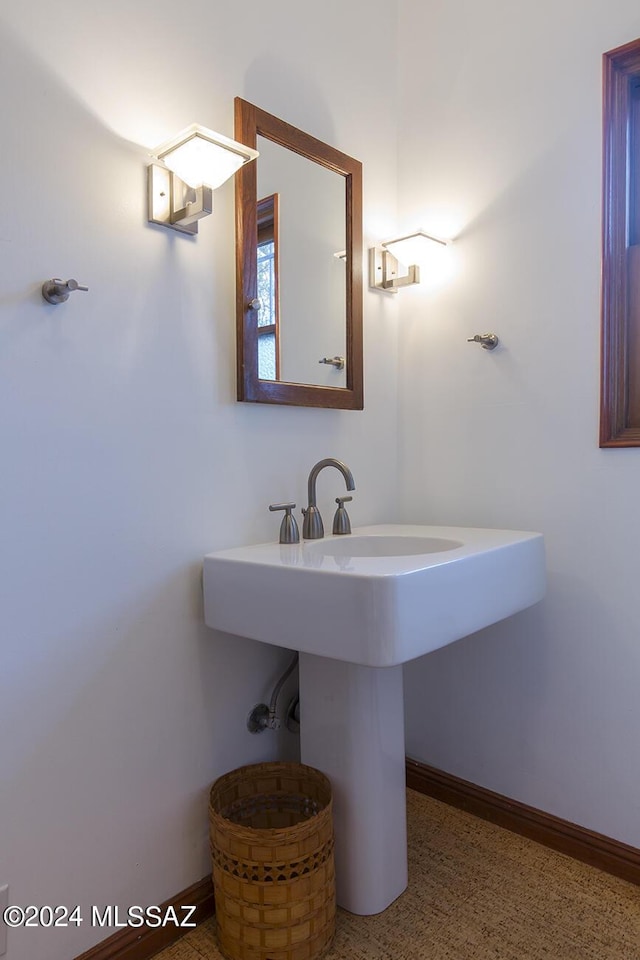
(156, 124, 259, 189)
(369, 229, 449, 292)
(148, 123, 259, 235)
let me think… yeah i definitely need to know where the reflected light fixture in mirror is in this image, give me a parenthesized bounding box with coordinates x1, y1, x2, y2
(148, 123, 259, 236)
(369, 229, 450, 292)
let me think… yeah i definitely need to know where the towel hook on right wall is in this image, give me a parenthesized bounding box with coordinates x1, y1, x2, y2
(467, 333, 499, 351)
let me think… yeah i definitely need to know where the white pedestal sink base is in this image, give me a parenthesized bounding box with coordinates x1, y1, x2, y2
(204, 525, 546, 914)
(298, 653, 408, 915)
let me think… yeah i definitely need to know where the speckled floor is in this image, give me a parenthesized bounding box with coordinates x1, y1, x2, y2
(155, 789, 640, 960)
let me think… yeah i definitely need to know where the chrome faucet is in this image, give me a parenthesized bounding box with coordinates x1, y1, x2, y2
(302, 458, 355, 539)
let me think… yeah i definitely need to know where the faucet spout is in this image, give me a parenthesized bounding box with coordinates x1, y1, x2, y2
(303, 458, 355, 539)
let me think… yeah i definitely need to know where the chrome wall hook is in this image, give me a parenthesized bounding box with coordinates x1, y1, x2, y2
(319, 356, 345, 369)
(42, 278, 89, 305)
(467, 333, 499, 350)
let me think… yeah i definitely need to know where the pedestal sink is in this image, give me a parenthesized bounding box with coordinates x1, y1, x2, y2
(203, 524, 545, 915)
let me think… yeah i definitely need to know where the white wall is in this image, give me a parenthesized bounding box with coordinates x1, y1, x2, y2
(398, 0, 640, 848)
(7, 3, 639, 956)
(0, 3, 399, 958)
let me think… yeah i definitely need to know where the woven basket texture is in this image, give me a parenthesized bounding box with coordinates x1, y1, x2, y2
(210, 761, 335, 960)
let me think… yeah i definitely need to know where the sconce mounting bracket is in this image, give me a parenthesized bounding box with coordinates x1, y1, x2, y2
(369, 246, 420, 293)
(147, 163, 213, 236)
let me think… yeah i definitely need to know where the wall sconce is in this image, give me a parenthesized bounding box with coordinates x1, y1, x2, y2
(369, 229, 449, 292)
(147, 123, 258, 236)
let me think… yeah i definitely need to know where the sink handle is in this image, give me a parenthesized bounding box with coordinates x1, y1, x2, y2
(269, 502, 300, 544)
(333, 496, 353, 535)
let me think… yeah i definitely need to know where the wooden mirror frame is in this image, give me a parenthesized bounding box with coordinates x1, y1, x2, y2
(601, 38, 640, 445)
(234, 98, 363, 409)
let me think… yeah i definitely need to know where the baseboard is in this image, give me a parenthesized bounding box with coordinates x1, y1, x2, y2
(73, 876, 214, 960)
(406, 757, 640, 887)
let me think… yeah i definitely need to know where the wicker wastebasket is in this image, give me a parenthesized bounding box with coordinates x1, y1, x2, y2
(209, 761, 335, 960)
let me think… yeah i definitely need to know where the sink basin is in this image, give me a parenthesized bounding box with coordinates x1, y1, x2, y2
(203, 524, 545, 668)
(203, 523, 545, 917)
(306, 534, 462, 557)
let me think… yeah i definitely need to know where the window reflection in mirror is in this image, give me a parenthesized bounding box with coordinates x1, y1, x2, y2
(257, 194, 279, 380)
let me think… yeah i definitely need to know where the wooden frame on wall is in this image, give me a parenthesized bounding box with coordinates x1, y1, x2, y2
(601, 38, 640, 445)
(234, 97, 364, 410)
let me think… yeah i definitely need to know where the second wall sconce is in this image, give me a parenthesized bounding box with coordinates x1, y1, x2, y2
(369, 229, 449, 292)
(148, 123, 258, 236)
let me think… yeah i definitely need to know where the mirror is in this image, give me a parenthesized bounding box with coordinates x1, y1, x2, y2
(234, 98, 363, 409)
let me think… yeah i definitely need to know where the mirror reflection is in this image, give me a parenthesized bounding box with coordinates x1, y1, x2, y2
(235, 97, 363, 410)
(256, 137, 346, 387)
